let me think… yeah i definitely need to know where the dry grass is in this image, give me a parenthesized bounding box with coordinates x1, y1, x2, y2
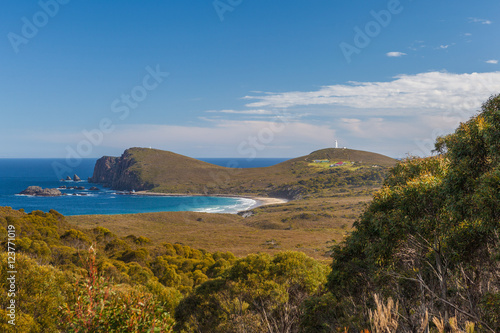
(67, 196, 371, 261)
(369, 294, 399, 333)
(432, 316, 476, 333)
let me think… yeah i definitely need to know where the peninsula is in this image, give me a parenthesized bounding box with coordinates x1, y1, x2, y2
(88, 147, 397, 199)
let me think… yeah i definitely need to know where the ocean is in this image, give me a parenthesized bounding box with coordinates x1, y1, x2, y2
(0, 158, 288, 216)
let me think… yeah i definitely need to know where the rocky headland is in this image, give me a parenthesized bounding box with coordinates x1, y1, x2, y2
(88, 150, 154, 191)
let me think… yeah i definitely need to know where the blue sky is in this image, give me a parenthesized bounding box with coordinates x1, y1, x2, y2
(1, 0, 499, 159)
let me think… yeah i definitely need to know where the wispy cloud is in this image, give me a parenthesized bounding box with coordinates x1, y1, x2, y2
(468, 17, 492, 25)
(206, 109, 273, 115)
(244, 71, 500, 113)
(341, 117, 431, 139)
(31, 121, 337, 157)
(408, 40, 426, 51)
(386, 51, 407, 57)
(436, 43, 455, 50)
(486, 60, 498, 64)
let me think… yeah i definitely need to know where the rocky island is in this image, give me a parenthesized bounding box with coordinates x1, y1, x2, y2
(19, 186, 62, 197)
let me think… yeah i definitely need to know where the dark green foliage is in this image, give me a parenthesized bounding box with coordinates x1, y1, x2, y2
(174, 251, 329, 333)
(300, 293, 364, 333)
(118, 248, 150, 264)
(149, 245, 235, 293)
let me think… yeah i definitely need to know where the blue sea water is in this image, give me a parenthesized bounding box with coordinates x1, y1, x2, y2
(0, 158, 288, 216)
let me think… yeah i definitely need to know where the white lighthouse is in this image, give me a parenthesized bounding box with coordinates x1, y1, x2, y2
(335, 140, 338, 149)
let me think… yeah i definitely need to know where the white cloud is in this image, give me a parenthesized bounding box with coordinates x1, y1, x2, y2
(386, 52, 407, 57)
(486, 60, 498, 64)
(244, 71, 500, 113)
(206, 109, 273, 115)
(436, 43, 455, 50)
(468, 17, 492, 25)
(341, 117, 425, 139)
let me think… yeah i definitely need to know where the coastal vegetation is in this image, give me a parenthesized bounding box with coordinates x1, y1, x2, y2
(2, 95, 500, 331)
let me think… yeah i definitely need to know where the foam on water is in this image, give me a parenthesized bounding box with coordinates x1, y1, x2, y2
(194, 198, 257, 214)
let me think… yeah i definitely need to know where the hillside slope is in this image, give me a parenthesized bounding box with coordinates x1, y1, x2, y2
(89, 147, 397, 197)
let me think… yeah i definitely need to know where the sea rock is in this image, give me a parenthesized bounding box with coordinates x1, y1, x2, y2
(73, 174, 81, 181)
(89, 187, 100, 191)
(20, 186, 42, 194)
(65, 176, 72, 181)
(58, 185, 67, 189)
(77, 186, 85, 190)
(19, 186, 62, 197)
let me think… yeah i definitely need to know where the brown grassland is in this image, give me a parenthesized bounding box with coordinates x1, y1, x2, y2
(67, 195, 372, 261)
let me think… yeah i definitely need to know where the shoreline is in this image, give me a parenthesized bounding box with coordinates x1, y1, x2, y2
(134, 191, 289, 212)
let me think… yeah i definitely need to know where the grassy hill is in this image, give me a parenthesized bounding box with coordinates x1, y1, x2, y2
(285, 147, 396, 166)
(90, 147, 397, 198)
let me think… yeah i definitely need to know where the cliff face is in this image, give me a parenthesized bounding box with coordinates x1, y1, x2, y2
(88, 150, 154, 191)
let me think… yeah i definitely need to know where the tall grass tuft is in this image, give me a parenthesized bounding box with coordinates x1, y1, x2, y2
(368, 294, 399, 333)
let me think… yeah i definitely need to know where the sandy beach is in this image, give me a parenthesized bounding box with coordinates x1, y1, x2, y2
(134, 191, 289, 211)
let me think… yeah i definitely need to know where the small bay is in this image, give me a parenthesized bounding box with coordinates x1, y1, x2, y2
(0, 158, 288, 216)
